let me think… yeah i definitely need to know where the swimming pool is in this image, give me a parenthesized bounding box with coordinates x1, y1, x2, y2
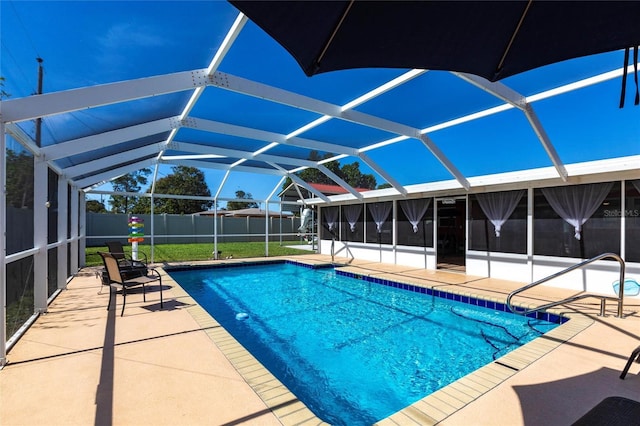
(169, 261, 560, 425)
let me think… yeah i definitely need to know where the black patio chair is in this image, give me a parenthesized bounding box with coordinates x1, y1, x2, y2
(105, 241, 148, 279)
(98, 252, 163, 317)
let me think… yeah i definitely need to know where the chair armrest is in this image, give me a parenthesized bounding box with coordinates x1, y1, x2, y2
(112, 252, 148, 267)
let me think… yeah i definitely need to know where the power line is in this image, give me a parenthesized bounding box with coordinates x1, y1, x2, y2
(8, 0, 41, 58)
(0, 40, 37, 95)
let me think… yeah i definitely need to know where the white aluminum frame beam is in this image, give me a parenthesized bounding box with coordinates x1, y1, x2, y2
(168, 141, 316, 167)
(40, 117, 179, 161)
(316, 164, 362, 199)
(62, 143, 164, 180)
(175, 158, 283, 176)
(214, 169, 231, 200)
(1, 70, 209, 124)
(0, 122, 6, 366)
(523, 104, 568, 180)
(165, 13, 248, 152)
(266, 176, 287, 202)
(74, 158, 158, 189)
(285, 173, 331, 203)
(207, 71, 468, 189)
(356, 66, 627, 173)
(33, 155, 48, 314)
(169, 141, 362, 197)
(453, 72, 527, 108)
(182, 117, 359, 157)
(284, 69, 427, 141)
(4, 123, 41, 157)
(358, 152, 407, 196)
(57, 177, 68, 289)
(453, 72, 567, 180)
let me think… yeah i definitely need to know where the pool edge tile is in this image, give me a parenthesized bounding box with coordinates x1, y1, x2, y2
(381, 308, 594, 424)
(165, 261, 592, 426)
(164, 268, 325, 426)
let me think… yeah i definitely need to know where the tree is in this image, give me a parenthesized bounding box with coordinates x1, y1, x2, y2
(109, 168, 151, 213)
(340, 162, 376, 189)
(86, 199, 107, 213)
(281, 150, 377, 192)
(377, 183, 393, 189)
(226, 189, 259, 210)
(133, 166, 212, 214)
(5, 149, 33, 209)
(0, 76, 10, 99)
(295, 151, 341, 185)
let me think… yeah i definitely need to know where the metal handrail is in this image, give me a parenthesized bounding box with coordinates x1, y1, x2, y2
(331, 236, 335, 263)
(506, 253, 626, 318)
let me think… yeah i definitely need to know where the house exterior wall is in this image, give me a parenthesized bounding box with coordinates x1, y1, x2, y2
(318, 178, 640, 297)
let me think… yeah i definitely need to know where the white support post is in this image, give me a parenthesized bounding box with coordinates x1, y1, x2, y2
(363, 202, 367, 245)
(265, 202, 269, 257)
(464, 195, 469, 265)
(33, 155, 48, 313)
(150, 197, 155, 263)
(213, 170, 231, 260)
(70, 187, 79, 273)
(392, 200, 397, 264)
(620, 181, 626, 260)
(150, 163, 160, 263)
(213, 201, 218, 259)
(57, 177, 68, 288)
(78, 192, 86, 268)
(279, 200, 283, 247)
(527, 187, 534, 283)
(1, 122, 7, 366)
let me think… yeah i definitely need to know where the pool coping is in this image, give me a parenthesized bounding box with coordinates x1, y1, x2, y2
(162, 258, 593, 426)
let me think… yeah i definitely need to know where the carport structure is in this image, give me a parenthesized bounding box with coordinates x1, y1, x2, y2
(1, 1, 639, 365)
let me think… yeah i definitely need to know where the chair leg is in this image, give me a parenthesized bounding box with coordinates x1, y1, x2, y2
(159, 276, 163, 308)
(107, 285, 114, 311)
(121, 287, 127, 317)
(142, 283, 146, 302)
(620, 345, 640, 379)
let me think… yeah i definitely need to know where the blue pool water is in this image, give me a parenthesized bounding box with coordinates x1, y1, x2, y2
(169, 262, 559, 425)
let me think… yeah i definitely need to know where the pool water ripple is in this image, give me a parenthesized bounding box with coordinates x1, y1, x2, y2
(170, 262, 558, 425)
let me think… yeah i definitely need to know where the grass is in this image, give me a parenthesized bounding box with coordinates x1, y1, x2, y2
(85, 241, 312, 267)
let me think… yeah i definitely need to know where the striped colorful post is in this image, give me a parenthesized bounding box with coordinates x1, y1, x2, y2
(128, 216, 145, 260)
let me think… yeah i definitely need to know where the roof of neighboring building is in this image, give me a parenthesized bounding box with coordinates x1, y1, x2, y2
(278, 182, 371, 199)
(308, 183, 371, 194)
(197, 208, 293, 217)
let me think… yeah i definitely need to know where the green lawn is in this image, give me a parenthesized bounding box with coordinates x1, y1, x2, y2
(85, 241, 312, 267)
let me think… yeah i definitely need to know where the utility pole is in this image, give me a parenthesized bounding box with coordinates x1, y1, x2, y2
(35, 57, 43, 147)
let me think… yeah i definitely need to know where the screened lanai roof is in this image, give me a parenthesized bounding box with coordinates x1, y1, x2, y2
(1, 1, 639, 204)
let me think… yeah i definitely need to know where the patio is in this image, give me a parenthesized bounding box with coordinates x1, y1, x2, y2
(2, 254, 640, 425)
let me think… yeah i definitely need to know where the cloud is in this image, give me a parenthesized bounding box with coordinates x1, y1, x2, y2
(94, 22, 174, 77)
(98, 22, 167, 50)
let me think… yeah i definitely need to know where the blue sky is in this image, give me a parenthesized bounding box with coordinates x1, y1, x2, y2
(2, 1, 638, 209)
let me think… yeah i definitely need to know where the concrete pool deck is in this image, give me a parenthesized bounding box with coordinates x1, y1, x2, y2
(2, 254, 640, 425)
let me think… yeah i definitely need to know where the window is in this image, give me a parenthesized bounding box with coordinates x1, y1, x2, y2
(533, 183, 620, 258)
(341, 204, 364, 242)
(320, 206, 340, 240)
(6, 137, 34, 255)
(366, 202, 393, 244)
(469, 191, 527, 254)
(396, 198, 434, 247)
(625, 180, 640, 263)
